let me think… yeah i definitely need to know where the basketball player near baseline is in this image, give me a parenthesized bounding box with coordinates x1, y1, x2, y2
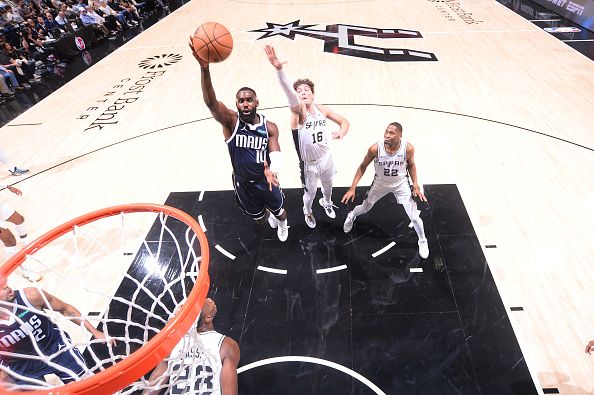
(143, 298, 240, 395)
(189, 41, 290, 242)
(341, 122, 429, 259)
(0, 277, 115, 386)
(265, 45, 349, 229)
(1, 183, 41, 282)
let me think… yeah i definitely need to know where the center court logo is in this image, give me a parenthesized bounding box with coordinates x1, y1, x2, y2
(138, 53, 183, 69)
(251, 20, 437, 62)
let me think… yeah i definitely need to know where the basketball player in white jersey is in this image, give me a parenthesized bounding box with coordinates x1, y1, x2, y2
(0, 184, 40, 281)
(265, 45, 349, 228)
(143, 298, 240, 395)
(341, 122, 429, 259)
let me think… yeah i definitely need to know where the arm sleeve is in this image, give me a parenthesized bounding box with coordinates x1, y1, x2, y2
(276, 69, 300, 108)
(268, 151, 282, 174)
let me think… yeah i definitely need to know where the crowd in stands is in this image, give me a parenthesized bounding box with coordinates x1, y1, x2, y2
(0, 0, 168, 104)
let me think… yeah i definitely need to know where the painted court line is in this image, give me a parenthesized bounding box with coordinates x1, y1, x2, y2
(215, 244, 236, 260)
(238, 356, 386, 395)
(372, 241, 396, 258)
(198, 190, 205, 201)
(410, 268, 423, 273)
(198, 215, 207, 232)
(316, 265, 348, 274)
(257, 266, 287, 275)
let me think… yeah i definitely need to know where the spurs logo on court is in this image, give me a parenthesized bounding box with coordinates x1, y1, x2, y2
(251, 20, 437, 62)
(138, 53, 183, 69)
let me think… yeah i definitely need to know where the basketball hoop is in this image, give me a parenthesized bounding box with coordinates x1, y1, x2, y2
(0, 203, 210, 394)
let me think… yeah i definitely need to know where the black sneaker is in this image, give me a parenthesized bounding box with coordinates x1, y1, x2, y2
(9, 167, 29, 176)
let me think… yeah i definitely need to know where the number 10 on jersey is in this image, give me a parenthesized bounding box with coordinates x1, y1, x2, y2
(256, 149, 266, 164)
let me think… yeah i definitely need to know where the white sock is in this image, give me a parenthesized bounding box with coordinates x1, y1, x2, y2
(15, 223, 27, 238)
(5, 245, 17, 257)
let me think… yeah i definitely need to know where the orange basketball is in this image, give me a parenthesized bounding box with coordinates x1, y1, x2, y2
(192, 22, 233, 63)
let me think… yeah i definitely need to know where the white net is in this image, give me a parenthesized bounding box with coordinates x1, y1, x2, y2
(0, 205, 209, 394)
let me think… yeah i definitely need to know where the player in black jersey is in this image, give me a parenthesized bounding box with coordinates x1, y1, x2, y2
(189, 40, 289, 241)
(0, 278, 115, 386)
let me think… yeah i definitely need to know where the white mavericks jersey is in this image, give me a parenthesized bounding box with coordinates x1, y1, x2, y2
(295, 105, 331, 162)
(373, 139, 408, 186)
(167, 330, 225, 395)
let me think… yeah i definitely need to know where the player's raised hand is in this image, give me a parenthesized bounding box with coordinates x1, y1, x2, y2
(264, 160, 280, 191)
(188, 37, 209, 69)
(341, 188, 356, 204)
(265, 45, 287, 70)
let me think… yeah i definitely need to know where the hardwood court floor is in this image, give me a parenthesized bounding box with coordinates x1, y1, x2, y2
(1, 0, 593, 393)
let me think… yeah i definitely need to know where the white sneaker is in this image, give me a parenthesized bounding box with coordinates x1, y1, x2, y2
(267, 214, 278, 229)
(303, 207, 316, 229)
(418, 239, 429, 259)
(343, 211, 355, 233)
(319, 198, 336, 219)
(20, 266, 42, 282)
(277, 224, 289, 242)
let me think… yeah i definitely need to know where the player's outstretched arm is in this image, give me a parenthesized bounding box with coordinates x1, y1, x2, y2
(220, 337, 240, 395)
(318, 104, 349, 139)
(264, 45, 302, 116)
(341, 144, 377, 204)
(24, 288, 116, 346)
(189, 38, 234, 133)
(141, 361, 169, 395)
(406, 143, 427, 202)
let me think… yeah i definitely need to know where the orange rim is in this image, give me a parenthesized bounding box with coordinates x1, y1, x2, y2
(0, 203, 210, 395)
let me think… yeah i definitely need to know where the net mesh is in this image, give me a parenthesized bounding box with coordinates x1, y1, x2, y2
(0, 205, 209, 394)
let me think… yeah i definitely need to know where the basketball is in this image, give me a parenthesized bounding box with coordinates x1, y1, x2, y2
(192, 22, 233, 63)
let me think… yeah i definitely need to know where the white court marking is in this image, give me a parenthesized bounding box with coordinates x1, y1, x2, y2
(372, 241, 396, 258)
(198, 215, 206, 232)
(215, 244, 236, 260)
(257, 266, 287, 275)
(237, 356, 386, 395)
(316, 265, 348, 274)
(198, 190, 205, 201)
(410, 268, 423, 273)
